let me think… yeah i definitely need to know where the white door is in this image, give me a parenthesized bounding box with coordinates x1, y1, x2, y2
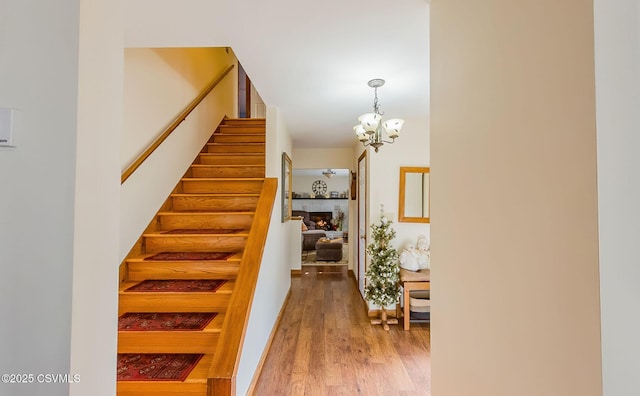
(357, 152, 367, 296)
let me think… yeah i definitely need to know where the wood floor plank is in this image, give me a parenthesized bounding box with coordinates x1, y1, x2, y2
(253, 265, 431, 395)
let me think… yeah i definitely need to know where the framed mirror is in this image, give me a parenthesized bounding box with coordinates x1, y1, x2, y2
(281, 152, 292, 222)
(398, 166, 430, 223)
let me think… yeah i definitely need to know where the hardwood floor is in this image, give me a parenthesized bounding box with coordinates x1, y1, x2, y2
(253, 265, 431, 395)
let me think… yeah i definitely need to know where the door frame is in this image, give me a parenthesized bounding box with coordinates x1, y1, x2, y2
(357, 151, 367, 297)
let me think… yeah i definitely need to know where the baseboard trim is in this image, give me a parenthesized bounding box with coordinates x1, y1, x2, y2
(246, 287, 292, 395)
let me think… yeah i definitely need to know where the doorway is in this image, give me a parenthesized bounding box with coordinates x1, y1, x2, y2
(292, 168, 350, 267)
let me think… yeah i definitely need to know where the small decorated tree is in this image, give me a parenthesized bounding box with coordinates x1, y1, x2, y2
(365, 205, 401, 330)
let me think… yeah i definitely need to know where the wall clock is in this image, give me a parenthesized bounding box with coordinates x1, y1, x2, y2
(311, 179, 327, 196)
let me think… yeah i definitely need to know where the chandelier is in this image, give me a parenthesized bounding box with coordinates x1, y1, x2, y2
(322, 168, 336, 178)
(354, 78, 404, 152)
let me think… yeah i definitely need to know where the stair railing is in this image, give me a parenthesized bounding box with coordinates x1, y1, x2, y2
(120, 64, 235, 184)
(208, 178, 278, 395)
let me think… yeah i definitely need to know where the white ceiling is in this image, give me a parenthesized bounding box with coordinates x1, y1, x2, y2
(125, 0, 430, 149)
(293, 168, 350, 178)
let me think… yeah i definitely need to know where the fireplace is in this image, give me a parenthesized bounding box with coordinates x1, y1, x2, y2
(309, 211, 333, 229)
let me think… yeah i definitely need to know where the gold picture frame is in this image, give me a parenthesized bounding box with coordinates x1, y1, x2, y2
(398, 166, 430, 223)
(281, 152, 292, 222)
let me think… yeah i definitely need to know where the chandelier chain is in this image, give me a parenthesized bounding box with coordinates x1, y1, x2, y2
(373, 87, 383, 115)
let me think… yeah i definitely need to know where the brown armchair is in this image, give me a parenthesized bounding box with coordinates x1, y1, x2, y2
(293, 210, 326, 251)
(293, 210, 316, 230)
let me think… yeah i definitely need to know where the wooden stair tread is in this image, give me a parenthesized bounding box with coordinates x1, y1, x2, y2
(194, 152, 266, 166)
(119, 280, 234, 295)
(126, 251, 242, 262)
(217, 128, 265, 134)
(197, 152, 264, 156)
(171, 193, 260, 197)
(118, 312, 224, 334)
(143, 229, 250, 237)
(157, 211, 255, 216)
(117, 353, 212, 386)
(206, 142, 264, 146)
(190, 168, 265, 179)
(214, 133, 264, 136)
(181, 177, 264, 181)
(223, 117, 265, 121)
(191, 165, 265, 169)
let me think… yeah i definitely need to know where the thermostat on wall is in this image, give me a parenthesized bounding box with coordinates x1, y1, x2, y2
(0, 108, 17, 147)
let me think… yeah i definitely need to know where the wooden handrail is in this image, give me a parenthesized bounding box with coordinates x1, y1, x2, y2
(208, 178, 278, 395)
(121, 64, 235, 184)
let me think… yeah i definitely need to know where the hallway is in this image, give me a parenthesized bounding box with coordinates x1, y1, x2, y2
(253, 265, 431, 395)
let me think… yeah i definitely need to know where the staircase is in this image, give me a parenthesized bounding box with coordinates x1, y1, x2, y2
(117, 118, 271, 396)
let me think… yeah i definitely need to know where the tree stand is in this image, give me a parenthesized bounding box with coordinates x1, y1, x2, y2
(371, 309, 398, 331)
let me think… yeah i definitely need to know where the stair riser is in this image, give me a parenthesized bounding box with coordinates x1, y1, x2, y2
(127, 262, 240, 281)
(213, 134, 265, 143)
(191, 166, 265, 178)
(118, 332, 220, 354)
(181, 179, 263, 194)
(118, 294, 230, 314)
(198, 155, 264, 165)
(117, 382, 206, 395)
(158, 213, 254, 230)
(222, 119, 265, 126)
(206, 144, 264, 153)
(217, 126, 265, 134)
(144, 235, 247, 253)
(171, 195, 259, 212)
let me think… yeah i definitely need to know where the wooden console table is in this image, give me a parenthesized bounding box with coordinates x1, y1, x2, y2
(397, 268, 430, 330)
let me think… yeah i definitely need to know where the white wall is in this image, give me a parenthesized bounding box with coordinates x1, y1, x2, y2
(431, 1, 602, 395)
(366, 115, 431, 257)
(292, 174, 349, 197)
(70, 1, 123, 395)
(594, 0, 640, 394)
(292, 147, 354, 170)
(0, 1, 79, 395)
(121, 48, 235, 169)
(119, 48, 237, 260)
(237, 107, 294, 395)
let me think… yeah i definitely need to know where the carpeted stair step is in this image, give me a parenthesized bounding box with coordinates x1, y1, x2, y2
(116, 353, 211, 395)
(206, 142, 265, 153)
(157, 212, 254, 231)
(180, 178, 264, 194)
(118, 279, 234, 314)
(118, 312, 224, 354)
(190, 164, 265, 178)
(142, 229, 249, 253)
(170, 193, 260, 212)
(126, 252, 242, 281)
(197, 153, 265, 165)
